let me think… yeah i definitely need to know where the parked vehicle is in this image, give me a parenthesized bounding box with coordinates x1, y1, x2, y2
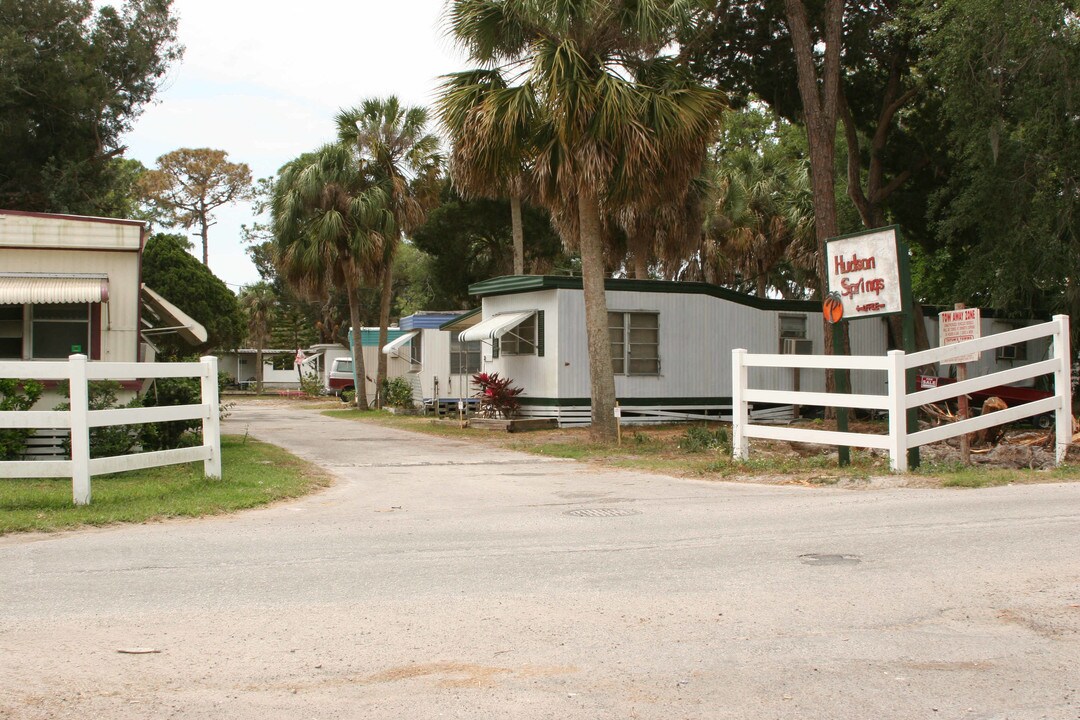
(327, 357, 357, 399)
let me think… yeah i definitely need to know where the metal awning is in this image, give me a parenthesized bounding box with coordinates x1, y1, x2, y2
(458, 311, 535, 343)
(382, 330, 419, 354)
(140, 285, 208, 345)
(0, 273, 109, 304)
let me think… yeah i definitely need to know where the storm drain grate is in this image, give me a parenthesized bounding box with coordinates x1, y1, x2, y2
(799, 553, 861, 566)
(564, 508, 641, 518)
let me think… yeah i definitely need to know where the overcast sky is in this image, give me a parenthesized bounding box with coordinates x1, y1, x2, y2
(121, 0, 466, 291)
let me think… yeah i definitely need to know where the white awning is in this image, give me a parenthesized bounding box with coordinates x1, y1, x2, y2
(0, 273, 109, 304)
(140, 285, 208, 346)
(382, 330, 419, 354)
(458, 311, 535, 343)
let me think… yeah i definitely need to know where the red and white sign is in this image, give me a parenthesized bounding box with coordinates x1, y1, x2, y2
(939, 308, 981, 365)
(825, 228, 902, 320)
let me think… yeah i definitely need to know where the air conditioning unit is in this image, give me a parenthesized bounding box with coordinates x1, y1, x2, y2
(997, 344, 1018, 361)
(781, 338, 814, 355)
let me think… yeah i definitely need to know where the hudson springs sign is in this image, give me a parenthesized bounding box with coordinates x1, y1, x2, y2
(824, 227, 902, 320)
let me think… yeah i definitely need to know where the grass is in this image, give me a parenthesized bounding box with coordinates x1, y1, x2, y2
(0, 435, 331, 535)
(320, 408, 1078, 489)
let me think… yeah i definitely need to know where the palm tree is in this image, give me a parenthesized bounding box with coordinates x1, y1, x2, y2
(272, 144, 395, 409)
(336, 98, 441, 407)
(444, 0, 727, 440)
(240, 282, 276, 394)
(438, 69, 537, 275)
(702, 151, 816, 298)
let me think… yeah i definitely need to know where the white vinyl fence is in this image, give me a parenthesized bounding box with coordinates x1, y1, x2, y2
(732, 315, 1072, 472)
(0, 355, 221, 505)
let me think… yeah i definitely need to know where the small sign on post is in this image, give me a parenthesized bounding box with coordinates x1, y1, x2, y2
(939, 308, 981, 365)
(940, 305, 979, 464)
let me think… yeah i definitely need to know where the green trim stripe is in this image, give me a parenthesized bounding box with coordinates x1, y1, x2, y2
(518, 396, 733, 407)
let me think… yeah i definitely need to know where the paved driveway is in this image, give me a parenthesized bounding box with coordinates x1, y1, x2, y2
(2, 403, 1079, 719)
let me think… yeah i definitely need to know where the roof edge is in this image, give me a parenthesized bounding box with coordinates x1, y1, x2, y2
(467, 275, 820, 313)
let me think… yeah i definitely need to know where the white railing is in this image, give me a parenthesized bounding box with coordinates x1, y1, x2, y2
(0, 355, 221, 505)
(732, 315, 1072, 472)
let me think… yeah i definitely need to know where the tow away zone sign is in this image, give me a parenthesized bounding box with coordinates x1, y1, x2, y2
(939, 308, 981, 365)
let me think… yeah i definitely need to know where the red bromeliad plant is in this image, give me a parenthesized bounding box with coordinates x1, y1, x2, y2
(472, 372, 524, 419)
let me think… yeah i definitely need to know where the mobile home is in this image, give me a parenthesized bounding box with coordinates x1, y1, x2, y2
(453, 275, 1050, 426)
(382, 311, 481, 408)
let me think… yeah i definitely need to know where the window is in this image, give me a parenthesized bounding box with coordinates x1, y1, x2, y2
(778, 314, 809, 353)
(779, 314, 807, 339)
(410, 333, 422, 365)
(271, 354, 296, 371)
(450, 337, 481, 374)
(32, 303, 90, 358)
(500, 314, 536, 355)
(0, 305, 22, 359)
(609, 311, 659, 375)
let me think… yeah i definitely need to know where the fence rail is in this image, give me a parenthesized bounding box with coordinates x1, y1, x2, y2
(0, 355, 221, 504)
(732, 315, 1071, 472)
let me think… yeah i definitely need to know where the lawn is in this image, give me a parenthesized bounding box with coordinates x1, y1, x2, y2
(322, 408, 1080, 489)
(0, 435, 331, 534)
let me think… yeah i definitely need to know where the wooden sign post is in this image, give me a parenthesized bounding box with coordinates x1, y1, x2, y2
(826, 226, 920, 469)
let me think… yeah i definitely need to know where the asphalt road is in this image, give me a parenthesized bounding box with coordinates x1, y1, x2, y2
(2, 403, 1079, 719)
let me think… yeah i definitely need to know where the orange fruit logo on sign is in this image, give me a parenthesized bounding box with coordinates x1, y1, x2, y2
(823, 292, 844, 323)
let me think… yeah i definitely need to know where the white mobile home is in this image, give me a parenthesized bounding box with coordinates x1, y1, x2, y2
(455, 276, 1054, 425)
(382, 311, 481, 407)
(0, 210, 206, 368)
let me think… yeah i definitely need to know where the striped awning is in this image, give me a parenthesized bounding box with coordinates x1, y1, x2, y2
(382, 330, 419, 354)
(0, 273, 109, 304)
(140, 285, 208, 345)
(458, 311, 535, 343)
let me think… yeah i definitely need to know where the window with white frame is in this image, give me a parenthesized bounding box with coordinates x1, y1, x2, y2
(500, 314, 536, 355)
(410, 333, 422, 365)
(609, 311, 660, 375)
(450, 337, 481, 374)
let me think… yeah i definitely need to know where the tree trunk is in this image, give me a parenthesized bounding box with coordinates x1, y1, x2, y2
(785, 0, 844, 404)
(345, 280, 368, 409)
(199, 214, 210, 266)
(255, 345, 264, 395)
(578, 191, 618, 441)
(511, 192, 524, 275)
(633, 250, 648, 280)
(376, 262, 394, 409)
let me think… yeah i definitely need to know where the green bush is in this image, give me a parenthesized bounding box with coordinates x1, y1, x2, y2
(679, 425, 731, 454)
(299, 371, 324, 397)
(54, 381, 143, 459)
(0, 379, 44, 460)
(381, 377, 414, 409)
(141, 376, 202, 450)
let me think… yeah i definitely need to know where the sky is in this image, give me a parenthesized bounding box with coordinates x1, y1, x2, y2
(119, 0, 466, 292)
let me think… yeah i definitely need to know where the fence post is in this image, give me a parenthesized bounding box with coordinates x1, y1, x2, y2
(732, 348, 749, 460)
(886, 349, 908, 473)
(69, 354, 91, 505)
(1053, 315, 1072, 465)
(200, 355, 222, 479)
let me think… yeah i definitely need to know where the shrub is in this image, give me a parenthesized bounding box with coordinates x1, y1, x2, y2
(141, 376, 202, 450)
(679, 425, 731, 454)
(472, 372, 524, 419)
(381, 377, 414, 409)
(55, 381, 143, 459)
(0, 379, 44, 460)
(299, 371, 324, 397)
